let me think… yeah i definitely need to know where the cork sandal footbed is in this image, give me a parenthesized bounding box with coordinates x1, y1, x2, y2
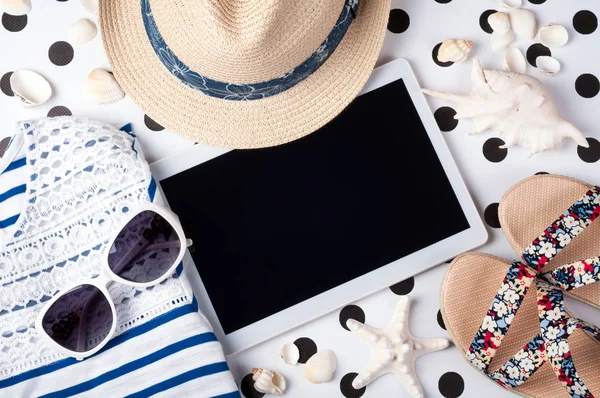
(441, 253, 600, 398)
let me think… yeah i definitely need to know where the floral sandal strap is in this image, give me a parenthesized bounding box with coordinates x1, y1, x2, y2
(538, 283, 598, 398)
(541, 256, 600, 291)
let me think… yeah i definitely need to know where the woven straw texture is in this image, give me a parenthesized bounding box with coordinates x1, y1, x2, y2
(441, 253, 600, 398)
(99, 0, 390, 149)
(499, 175, 600, 308)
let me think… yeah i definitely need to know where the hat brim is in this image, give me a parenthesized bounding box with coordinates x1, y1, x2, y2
(99, 0, 390, 149)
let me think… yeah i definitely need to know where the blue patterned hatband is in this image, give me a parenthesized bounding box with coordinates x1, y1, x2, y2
(141, 0, 359, 101)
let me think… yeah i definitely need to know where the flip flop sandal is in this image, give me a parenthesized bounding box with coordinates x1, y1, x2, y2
(500, 175, 600, 308)
(441, 189, 600, 397)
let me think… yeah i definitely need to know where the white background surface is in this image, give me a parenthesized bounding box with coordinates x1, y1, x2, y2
(1, 1, 600, 397)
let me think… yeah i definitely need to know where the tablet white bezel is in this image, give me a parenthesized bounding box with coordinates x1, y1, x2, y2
(151, 58, 488, 356)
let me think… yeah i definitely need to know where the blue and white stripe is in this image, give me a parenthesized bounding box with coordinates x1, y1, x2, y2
(0, 143, 27, 240)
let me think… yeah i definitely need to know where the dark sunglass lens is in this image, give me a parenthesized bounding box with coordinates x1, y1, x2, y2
(41, 284, 113, 353)
(108, 210, 182, 283)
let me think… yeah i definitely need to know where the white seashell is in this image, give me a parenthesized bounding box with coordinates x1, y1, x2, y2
(9, 70, 52, 107)
(488, 12, 511, 34)
(0, 0, 31, 16)
(83, 68, 125, 105)
(252, 368, 286, 396)
(278, 343, 300, 366)
(423, 57, 589, 156)
(68, 19, 97, 45)
(536, 56, 561, 76)
(509, 8, 537, 40)
(80, 0, 98, 14)
(539, 24, 569, 48)
(500, 0, 522, 8)
(304, 349, 337, 384)
(437, 39, 473, 63)
(504, 47, 527, 74)
(491, 30, 514, 53)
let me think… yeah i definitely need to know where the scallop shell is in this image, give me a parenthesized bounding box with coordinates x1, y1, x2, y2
(536, 56, 561, 76)
(488, 12, 511, 34)
(304, 349, 337, 384)
(0, 0, 31, 16)
(509, 8, 537, 40)
(278, 343, 300, 366)
(491, 30, 514, 53)
(539, 24, 569, 48)
(252, 368, 286, 396)
(68, 19, 97, 45)
(80, 0, 98, 14)
(500, 0, 522, 8)
(504, 47, 527, 74)
(83, 68, 125, 105)
(9, 70, 52, 107)
(437, 39, 472, 63)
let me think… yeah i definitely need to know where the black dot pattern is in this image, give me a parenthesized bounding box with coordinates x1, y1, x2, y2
(573, 10, 598, 35)
(294, 337, 317, 364)
(526, 44, 551, 67)
(0, 137, 11, 158)
(390, 277, 415, 295)
(435, 0, 453, 3)
(433, 43, 454, 68)
(387, 9, 410, 34)
(48, 41, 74, 66)
(434, 107, 458, 132)
(479, 10, 497, 34)
(144, 114, 165, 131)
(535, 171, 549, 175)
(578, 138, 600, 163)
(575, 74, 600, 98)
(240, 373, 265, 398)
(1, 72, 13, 96)
(2, 14, 27, 32)
(437, 310, 446, 330)
(484, 203, 501, 229)
(340, 373, 366, 398)
(47, 106, 72, 118)
(438, 372, 465, 398)
(482, 138, 508, 163)
(339, 305, 366, 331)
(528, 0, 546, 4)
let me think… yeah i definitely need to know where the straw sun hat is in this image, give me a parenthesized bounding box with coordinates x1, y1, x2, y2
(99, 0, 390, 149)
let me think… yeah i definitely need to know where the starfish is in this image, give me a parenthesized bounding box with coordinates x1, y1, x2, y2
(346, 296, 450, 398)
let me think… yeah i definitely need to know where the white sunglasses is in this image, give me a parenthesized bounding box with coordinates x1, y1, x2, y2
(35, 203, 191, 360)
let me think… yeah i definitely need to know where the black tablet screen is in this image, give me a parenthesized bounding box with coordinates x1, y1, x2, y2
(160, 79, 469, 334)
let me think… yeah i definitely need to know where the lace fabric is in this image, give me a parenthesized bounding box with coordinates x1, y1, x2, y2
(0, 117, 191, 380)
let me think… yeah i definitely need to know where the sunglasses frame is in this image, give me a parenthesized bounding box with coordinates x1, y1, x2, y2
(35, 203, 188, 360)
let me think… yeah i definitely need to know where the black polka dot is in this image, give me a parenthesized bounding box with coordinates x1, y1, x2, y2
(340, 373, 366, 398)
(438, 372, 465, 398)
(437, 310, 446, 330)
(535, 171, 549, 175)
(575, 74, 600, 98)
(1, 72, 13, 96)
(577, 138, 600, 163)
(479, 10, 497, 34)
(294, 337, 317, 364)
(526, 44, 551, 67)
(433, 43, 454, 68)
(435, 0, 453, 3)
(390, 277, 415, 295)
(2, 13, 27, 32)
(144, 114, 165, 131)
(434, 107, 458, 132)
(339, 305, 366, 331)
(240, 373, 265, 398)
(482, 137, 508, 163)
(573, 10, 598, 35)
(47, 106, 72, 118)
(528, 0, 546, 4)
(484, 203, 501, 229)
(387, 9, 410, 34)
(48, 41, 74, 66)
(0, 137, 11, 158)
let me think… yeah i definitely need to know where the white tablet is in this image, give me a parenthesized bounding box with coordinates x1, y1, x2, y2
(151, 59, 487, 355)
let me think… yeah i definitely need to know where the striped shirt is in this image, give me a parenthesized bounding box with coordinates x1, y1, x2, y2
(0, 137, 27, 241)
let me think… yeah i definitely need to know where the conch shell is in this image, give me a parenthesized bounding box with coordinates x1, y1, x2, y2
(422, 58, 588, 156)
(437, 39, 472, 63)
(252, 368, 286, 396)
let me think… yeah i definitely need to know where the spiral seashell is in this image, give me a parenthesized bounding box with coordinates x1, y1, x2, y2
(252, 368, 286, 396)
(437, 39, 473, 63)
